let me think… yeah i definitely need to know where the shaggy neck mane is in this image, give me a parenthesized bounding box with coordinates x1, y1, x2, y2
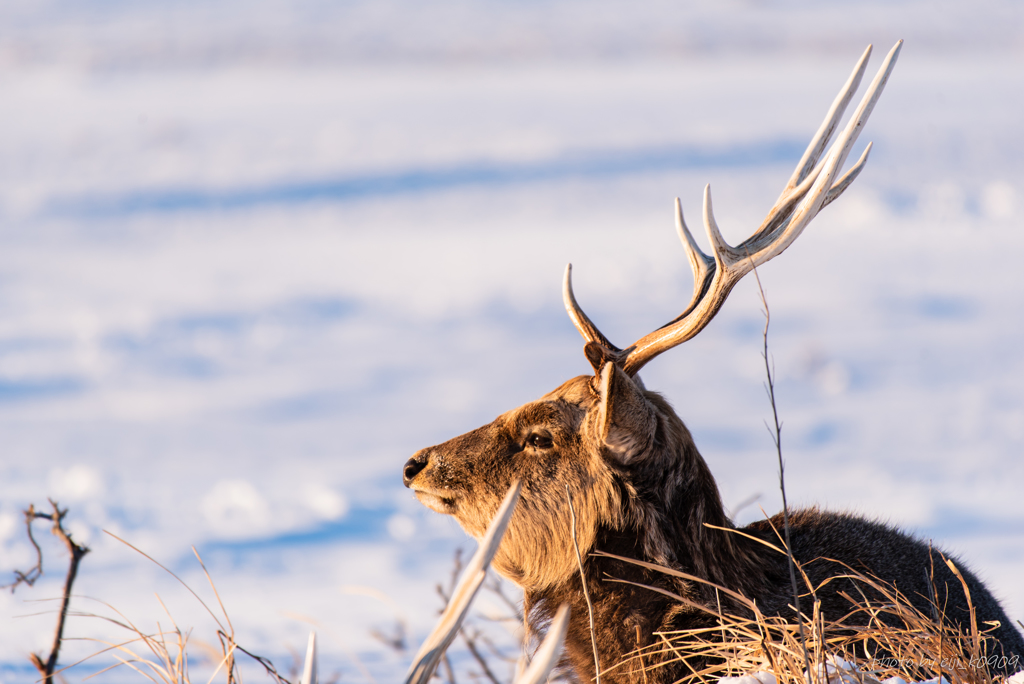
(526, 393, 772, 684)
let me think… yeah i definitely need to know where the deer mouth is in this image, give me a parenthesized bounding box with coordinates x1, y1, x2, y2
(411, 486, 458, 515)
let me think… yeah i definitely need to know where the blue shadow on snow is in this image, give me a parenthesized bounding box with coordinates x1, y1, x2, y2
(198, 506, 392, 556)
(48, 139, 805, 216)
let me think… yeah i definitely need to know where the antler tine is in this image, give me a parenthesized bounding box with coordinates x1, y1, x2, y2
(743, 40, 901, 266)
(785, 44, 873, 192)
(739, 44, 874, 253)
(563, 264, 621, 352)
(701, 185, 742, 267)
(614, 41, 901, 377)
(820, 41, 902, 185)
(674, 197, 715, 319)
(822, 141, 872, 210)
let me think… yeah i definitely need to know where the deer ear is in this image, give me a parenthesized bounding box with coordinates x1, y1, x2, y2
(584, 341, 612, 374)
(595, 362, 657, 463)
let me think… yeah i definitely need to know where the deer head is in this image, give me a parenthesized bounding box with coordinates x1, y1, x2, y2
(403, 43, 902, 593)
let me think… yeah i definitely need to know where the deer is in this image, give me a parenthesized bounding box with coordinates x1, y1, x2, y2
(402, 41, 1024, 684)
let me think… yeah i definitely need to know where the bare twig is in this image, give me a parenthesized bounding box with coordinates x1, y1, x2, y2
(235, 642, 293, 684)
(751, 268, 812, 684)
(370, 620, 408, 654)
(484, 574, 524, 624)
(2, 504, 47, 592)
(441, 652, 458, 684)
(437, 549, 466, 605)
(567, 486, 601, 684)
(462, 627, 504, 684)
(4, 500, 91, 683)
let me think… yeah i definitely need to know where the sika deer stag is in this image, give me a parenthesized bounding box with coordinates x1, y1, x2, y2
(403, 42, 1024, 683)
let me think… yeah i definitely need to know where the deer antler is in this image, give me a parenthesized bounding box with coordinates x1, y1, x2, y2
(564, 41, 902, 377)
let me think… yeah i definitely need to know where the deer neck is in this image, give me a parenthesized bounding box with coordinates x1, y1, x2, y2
(526, 525, 744, 684)
(525, 442, 770, 684)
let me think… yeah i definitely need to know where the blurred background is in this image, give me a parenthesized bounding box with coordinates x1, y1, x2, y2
(1, 1, 1022, 681)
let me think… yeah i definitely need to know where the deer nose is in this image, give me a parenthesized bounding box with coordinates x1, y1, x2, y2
(403, 452, 429, 487)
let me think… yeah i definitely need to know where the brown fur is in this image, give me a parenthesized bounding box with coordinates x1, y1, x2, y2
(403, 365, 1024, 682)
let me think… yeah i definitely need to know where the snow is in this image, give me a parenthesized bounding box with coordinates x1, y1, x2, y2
(1, 1, 1023, 682)
(720, 673, 777, 684)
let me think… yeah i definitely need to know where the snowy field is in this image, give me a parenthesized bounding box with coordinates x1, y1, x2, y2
(1, 1, 1022, 681)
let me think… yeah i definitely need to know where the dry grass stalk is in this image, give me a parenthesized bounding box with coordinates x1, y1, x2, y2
(568, 485, 602, 684)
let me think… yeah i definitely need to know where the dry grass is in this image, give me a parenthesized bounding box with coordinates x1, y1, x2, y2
(604, 545, 1018, 684)
(61, 533, 291, 684)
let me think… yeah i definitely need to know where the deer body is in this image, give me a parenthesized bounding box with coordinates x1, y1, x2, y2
(402, 43, 1024, 682)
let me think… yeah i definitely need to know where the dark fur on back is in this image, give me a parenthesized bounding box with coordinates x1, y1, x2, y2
(404, 370, 1024, 683)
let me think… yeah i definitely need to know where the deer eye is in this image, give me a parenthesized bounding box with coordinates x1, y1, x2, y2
(527, 433, 554, 450)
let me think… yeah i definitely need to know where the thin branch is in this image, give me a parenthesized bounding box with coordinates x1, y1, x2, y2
(2, 503, 46, 592)
(461, 627, 503, 684)
(234, 642, 293, 684)
(11, 500, 92, 683)
(476, 632, 518, 663)
(441, 653, 458, 684)
(566, 486, 601, 684)
(751, 267, 812, 684)
(484, 574, 524, 623)
(369, 619, 408, 654)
